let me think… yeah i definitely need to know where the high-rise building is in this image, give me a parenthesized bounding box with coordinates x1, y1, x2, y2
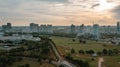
(30, 23, 39, 32)
(2, 22, 12, 31)
(39, 25, 47, 33)
(2, 25, 7, 30)
(47, 24, 53, 34)
(30, 23, 34, 30)
(93, 24, 99, 39)
(117, 22, 120, 34)
(7, 23, 12, 29)
(79, 24, 84, 34)
(39, 24, 53, 34)
(70, 24, 76, 34)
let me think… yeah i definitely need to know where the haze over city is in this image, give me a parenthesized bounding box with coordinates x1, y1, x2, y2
(0, 0, 120, 26)
(0, 0, 120, 67)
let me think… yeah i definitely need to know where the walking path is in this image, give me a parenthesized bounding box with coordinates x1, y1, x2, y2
(49, 40, 77, 67)
(98, 57, 104, 67)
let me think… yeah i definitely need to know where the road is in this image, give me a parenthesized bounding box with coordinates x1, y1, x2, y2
(49, 39, 77, 67)
(98, 57, 104, 67)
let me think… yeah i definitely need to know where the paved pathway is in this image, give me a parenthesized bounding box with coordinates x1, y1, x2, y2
(98, 57, 104, 67)
(49, 40, 77, 67)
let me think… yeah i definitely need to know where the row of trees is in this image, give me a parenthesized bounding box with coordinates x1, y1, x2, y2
(102, 48, 119, 56)
(72, 39, 87, 44)
(71, 48, 119, 56)
(71, 48, 95, 55)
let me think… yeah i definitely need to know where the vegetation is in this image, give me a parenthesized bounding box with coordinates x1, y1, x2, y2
(79, 50, 85, 54)
(0, 35, 120, 67)
(51, 36, 120, 52)
(0, 37, 56, 67)
(103, 56, 120, 67)
(65, 53, 90, 67)
(51, 36, 120, 67)
(10, 58, 55, 67)
(71, 48, 75, 54)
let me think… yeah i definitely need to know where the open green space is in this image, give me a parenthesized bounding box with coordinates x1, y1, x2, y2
(72, 54, 98, 67)
(51, 36, 120, 67)
(103, 55, 120, 67)
(51, 36, 120, 52)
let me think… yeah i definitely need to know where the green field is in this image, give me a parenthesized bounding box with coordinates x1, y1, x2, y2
(51, 36, 120, 67)
(71, 54, 98, 67)
(1, 36, 119, 67)
(103, 56, 120, 67)
(51, 36, 119, 52)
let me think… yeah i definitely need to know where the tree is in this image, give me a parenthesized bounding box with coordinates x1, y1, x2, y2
(4, 40, 13, 44)
(72, 39, 75, 42)
(118, 42, 120, 46)
(91, 58, 95, 61)
(17, 57, 23, 62)
(59, 64, 65, 67)
(79, 39, 82, 43)
(25, 64, 30, 67)
(113, 49, 119, 55)
(42, 47, 50, 54)
(65, 53, 72, 60)
(71, 48, 75, 54)
(102, 49, 108, 55)
(79, 50, 85, 54)
(0, 55, 16, 67)
(86, 50, 95, 55)
(79, 39, 86, 44)
(97, 51, 102, 56)
(37, 56, 43, 65)
(0, 40, 4, 43)
(84, 61, 89, 67)
(89, 50, 95, 54)
(17, 65, 25, 67)
(108, 49, 113, 56)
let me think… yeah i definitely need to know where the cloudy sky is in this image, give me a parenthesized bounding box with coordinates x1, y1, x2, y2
(0, 0, 120, 26)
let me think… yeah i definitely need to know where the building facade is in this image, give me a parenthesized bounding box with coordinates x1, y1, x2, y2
(2, 23, 12, 31)
(70, 24, 76, 34)
(79, 24, 85, 34)
(30, 23, 39, 32)
(117, 22, 120, 34)
(39, 24, 53, 34)
(93, 24, 99, 39)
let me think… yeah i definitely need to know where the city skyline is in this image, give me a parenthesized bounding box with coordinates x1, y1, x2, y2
(0, 0, 120, 26)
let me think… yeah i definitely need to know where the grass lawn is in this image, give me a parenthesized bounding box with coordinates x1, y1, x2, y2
(10, 57, 56, 67)
(51, 36, 119, 53)
(72, 54, 98, 67)
(51, 36, 120, 67)
(103, 55, 120, 67)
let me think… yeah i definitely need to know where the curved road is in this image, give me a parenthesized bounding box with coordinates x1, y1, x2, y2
(49, 39, 77, 67)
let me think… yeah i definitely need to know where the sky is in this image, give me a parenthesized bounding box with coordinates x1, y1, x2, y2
(0, 0, 120, 26)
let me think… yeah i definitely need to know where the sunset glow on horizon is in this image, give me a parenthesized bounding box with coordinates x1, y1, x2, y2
(0, 0, 120, 26)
